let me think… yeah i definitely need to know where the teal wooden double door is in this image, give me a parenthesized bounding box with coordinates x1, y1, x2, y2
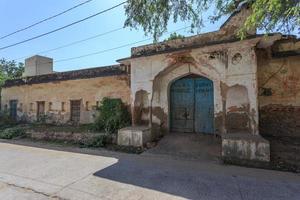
(170, 75, 214, 134)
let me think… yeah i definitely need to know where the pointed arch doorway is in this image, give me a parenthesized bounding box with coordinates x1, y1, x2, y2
(170, 74, 214, 134)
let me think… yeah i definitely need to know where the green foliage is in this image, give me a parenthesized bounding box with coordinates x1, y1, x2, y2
(35, 114, 48, 124)
(81, 134, 112, 148)
(165, 33, 185, 41)
(0, 110, 15, 129)
(30, 124, 96, 134)
(0, 127, 26, 139)
(93, 98, 131, 134)
(238, 0, 300, 39)
(106, 145, 144, 154)
(124, 0, 300, 40)
(0, 59, 24, 105)
(0, 58, 24, 87)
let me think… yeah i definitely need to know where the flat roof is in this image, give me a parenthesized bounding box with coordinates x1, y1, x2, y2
(117, 34, 283, 63)
(3, 64, 128, 88)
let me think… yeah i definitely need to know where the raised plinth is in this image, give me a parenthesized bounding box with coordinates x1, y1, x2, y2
(118, 126, 152, 147)
(222, 133, 270, 164)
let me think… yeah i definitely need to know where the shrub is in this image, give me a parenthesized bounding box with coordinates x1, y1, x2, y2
(36, 114, 47, 123)
(0, 110, 15, 129)
(93, 98, 131, 134)
(164, 33, 185, 41)
(81, 134, 111, 148)
(0, 127, 26, 139)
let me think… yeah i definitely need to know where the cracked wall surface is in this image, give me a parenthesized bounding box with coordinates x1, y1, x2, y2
(257, 39, 300, 138)
(130, 38, 262, 135)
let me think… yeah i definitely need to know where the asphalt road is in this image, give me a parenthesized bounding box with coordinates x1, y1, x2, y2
(0, 141, 300, 200)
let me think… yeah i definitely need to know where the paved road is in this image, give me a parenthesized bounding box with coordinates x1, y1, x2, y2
(143, 133, 221, 161)
(0, 141, 300, 200)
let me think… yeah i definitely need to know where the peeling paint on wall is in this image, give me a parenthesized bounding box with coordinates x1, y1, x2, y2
(226, 85, 250, 133)
(1, 75, 130, 124)
(130, 39, 261, 136)
(133, 90, 149, 125)
(257, 42, 300, 137)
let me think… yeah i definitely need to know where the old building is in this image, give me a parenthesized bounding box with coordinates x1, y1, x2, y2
(1, 56, 130, 124)
(1, 5, 299, 166)
(117, 5, 300, 165)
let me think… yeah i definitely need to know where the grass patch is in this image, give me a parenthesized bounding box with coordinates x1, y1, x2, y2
(28, 124, 96, 133)
(0, 127, 26, 139)
(79, 134, 112, 148)
(106, 145, 144, 154)
(0, 123, 145, 155)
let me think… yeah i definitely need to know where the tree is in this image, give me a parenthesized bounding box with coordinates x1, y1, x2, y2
(0, 59, 24, 87)
(124, 0, 300, 41)
(165, 32, 185, 41)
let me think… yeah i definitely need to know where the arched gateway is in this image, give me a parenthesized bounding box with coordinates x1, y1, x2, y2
(117, 5, 271, 164)
(170, 74, 214, 134)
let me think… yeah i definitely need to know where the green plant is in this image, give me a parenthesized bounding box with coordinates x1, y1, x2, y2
(124, 0, 300, 41)
(0, 58, 24, 87)
(0, 110, 15, 129)
(106, 145, 144, 154)
(93, 98, 131, 134)
(164, 33, 185, 41)
(35, 114, 49, 124)
(81, 134, 112, 148)
(0, 127, 26, 139)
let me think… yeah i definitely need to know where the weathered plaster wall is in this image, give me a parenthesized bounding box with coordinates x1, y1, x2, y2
(258, 43, 300, 137)
(24, 55, 53, 77)
(226, 85, 251, 132)
(1, 75, 130, 124)
(130, 38, 261, 135)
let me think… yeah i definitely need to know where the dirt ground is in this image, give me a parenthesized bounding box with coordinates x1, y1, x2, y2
(263, 135, 300, 173)
(143, 133, 221, 162)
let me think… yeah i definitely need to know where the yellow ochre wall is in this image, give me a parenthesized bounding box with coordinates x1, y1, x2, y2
(1, 75, 130, 124)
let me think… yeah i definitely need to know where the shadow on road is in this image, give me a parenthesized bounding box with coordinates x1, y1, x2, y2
(1, 138, 300, 199)
(93, 155, 300, 200)
(93, 156, 219, 199)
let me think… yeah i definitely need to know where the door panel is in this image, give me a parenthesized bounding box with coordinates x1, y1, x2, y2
(194, 79, 214, 134)
(170, 76, 214, 134)
(37, 101, 45, 121)
(70, 100, 81, 123)
(170, 78, 194, 132)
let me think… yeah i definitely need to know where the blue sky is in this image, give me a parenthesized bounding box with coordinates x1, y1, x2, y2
(0, 0, 279, 72)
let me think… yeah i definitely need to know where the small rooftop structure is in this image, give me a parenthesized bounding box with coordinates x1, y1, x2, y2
(23, 55, 54, 77)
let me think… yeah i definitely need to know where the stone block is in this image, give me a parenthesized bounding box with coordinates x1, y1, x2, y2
(222, 133, 270, 163)
(118, 126, 151, 147)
